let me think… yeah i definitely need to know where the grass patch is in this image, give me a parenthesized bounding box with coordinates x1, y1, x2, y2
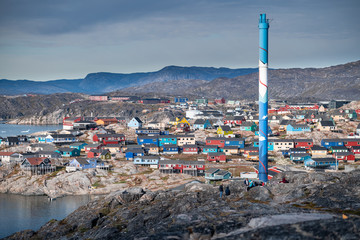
(92, 181, 105, 188)
(115, 180, 127, 184)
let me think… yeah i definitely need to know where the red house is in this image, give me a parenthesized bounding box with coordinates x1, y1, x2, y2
(207, 152, 226, 162)
(176, 123, 190, 132)
(84, 143, 103, 153)
(333, 152, 356, 162)
(158, 160, 205, 176)
(182, 145, 199, 154)
(214, 98, 226, 104)
(93, 134, 125, 145)
(294, 139, 313, 149)
(223, 116, 244, 126)
(350, 146, 360, 155)
(206, 137, 227, 148)
(63, 116, 82, 130)
(342, 139, 360, 148)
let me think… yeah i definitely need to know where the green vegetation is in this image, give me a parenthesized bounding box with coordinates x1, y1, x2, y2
(92, 181, 105, 188)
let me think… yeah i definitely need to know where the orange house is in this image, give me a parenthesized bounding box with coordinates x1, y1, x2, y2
(95, 118, 119, 126)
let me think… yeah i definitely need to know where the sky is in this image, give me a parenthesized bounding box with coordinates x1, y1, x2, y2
(0, 0, 359, 81)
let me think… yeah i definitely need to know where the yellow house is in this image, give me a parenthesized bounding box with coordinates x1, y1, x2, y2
(217, 125, 233, 136)
(169, 117, 190, 126)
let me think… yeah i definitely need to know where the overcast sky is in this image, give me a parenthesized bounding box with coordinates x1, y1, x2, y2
(0, 0, 359, 81)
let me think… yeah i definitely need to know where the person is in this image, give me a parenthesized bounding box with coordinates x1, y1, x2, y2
(247, 179, 255, 191)
(279, 177, 289, 183)
(244, 178, 249, 187)
(219, 184, 224, 199)
(225, 186, 231, 196)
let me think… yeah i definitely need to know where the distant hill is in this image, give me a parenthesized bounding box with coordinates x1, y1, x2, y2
(122, 60, 360, 100)
(0, 66, 257, 95)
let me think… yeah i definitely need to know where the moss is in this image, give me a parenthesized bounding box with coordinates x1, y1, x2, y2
(92, 181, 105, 188)
(78, 226, 89, 233)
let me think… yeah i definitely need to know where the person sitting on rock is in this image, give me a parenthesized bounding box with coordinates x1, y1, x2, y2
(279, 177, 289, 183)
(244, 178, 249, 187)
(247, 180, 255, 191)
(219, 184, 224, 199)
(225, 186, 231, 196)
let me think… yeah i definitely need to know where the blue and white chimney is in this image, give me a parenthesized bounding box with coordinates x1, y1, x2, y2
(258, 13, 269, 182)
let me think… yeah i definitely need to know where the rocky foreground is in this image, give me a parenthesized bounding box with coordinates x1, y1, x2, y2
(5, 170, 360, 240)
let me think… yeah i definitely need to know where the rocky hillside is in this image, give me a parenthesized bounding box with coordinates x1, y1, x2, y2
(7, 171, 360, 239)
(0, 93, 180, 124)
(123, 60, 360, 100)
(0, 66, 257, 95)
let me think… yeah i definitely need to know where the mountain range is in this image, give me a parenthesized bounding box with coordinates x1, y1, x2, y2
(0, 61, 359, 100)
(0, 66, 257, 95)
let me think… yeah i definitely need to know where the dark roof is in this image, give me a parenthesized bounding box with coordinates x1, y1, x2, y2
(293, 139, 313, 142)
(290, 148, 307, 152)
(134, 117, 143, 123)
(220, 125, 232, 131)
(163, 144, 178, 148)
(208, 152, 225, 156)
(311, 158, 336, 162)
(74, 158, 90, 165)
(96, 134, 125, 138)
(206, 137, 227, 141)
(194, 119, 207, 124)
(203, 145, 218, 149)
(311, 146, 327, 151)
(291, 153, 310, 157)
(334, 152, 354, 156)
(320, 121, 335, 127)
(329, 146, 348, 150)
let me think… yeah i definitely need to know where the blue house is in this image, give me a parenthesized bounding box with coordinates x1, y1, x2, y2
(321, 139, 344, 148)
(69, 142, 88, 151)
(55, 147, 80, 157)
(202, 145, 218, 154)
(205, 168, 232, 181)
(137, 135, 159, 146)
(125, 148, 145, 160)
(193, 119, 212, 130)
(290, 153, 311, 163)
(162, 144, 179, 154)
(304, 157, 337, 169)
(174, 97, 188, 103)
(253, 140, 274, 151)
(69, 158, 102, 170)
(128, 117, 143, 128)
(134, 156, 160, 166)
(224, 138, 245, 148)
(286, 124, 311, 134)
(135, 128, 160, 135)
(158, 135, 177, 147)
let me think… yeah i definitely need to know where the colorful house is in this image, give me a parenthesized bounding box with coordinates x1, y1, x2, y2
(205, 168, 231, 181)
(21, 157, 52, 169)
(222, 146, 239, 155)
(55, 147, 80, 157)
(162, 144, 179, 154)
(286, 124, 311, 134)
(206, 137, 227, 148)
(84, 143, 103, 153)
(177, 135, 196, 146)
(135, 128, 160, 135)
(333, 152, 356, 162)
(128, 117, 143, 128)
(223, 116, 244, 126)
(304, 157, 337, 169)
(294, 139, 313, 149)
(125, 148, 145, 160)
(217, 125, 233, 137)
(193, 119, 212, 130)
(69, 158, 102, 170)
(240, 122, 257, 132)
(290, 153, 311, 163)
(87, 149, 111, 160)
(341, 139, 360, 148)
(95, 118, 119, 126)
(176, 122, 190, 132)
(158, 135, 177, 147)
(133, 156, 160, 167)
(182, 145, 199, 154)
(224, 138, 245, 148)
(202, 145, 218, 154)
(69, 142, 88, 152)
(310, 146, 328, 157)
(317, 121, 336, 131)
(350, 146, 360, 155)
(272, 139, 294, 151)
(144, 144, 160, 155)
(321, 139, 344, 148)
(207, 152, 226, 162)
(93, 133, 125, 145)
(137, 135, 159, 146)
(158, 160, 205, 176)
(174, 97, 188, 103)
(329, 146, 348, 153)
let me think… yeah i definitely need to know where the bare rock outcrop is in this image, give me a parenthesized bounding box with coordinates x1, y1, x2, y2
(6, 170, 360, 239)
